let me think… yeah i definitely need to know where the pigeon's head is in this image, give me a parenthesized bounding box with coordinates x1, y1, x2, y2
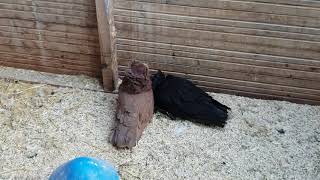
(151, 70, 166, 91)
(120, 61, 152, 94)
(126, 61, 149, 80)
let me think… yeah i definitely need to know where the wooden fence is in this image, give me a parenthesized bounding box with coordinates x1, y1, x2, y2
(0, 0, 114, 88)
(113, 0, 320, 105)
(0, 0, 320, 105)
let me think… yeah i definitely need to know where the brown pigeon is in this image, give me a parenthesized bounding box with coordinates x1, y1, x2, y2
(111, 61, 154, 148)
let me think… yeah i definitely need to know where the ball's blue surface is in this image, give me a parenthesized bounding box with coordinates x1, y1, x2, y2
(49, 157, 120, 180)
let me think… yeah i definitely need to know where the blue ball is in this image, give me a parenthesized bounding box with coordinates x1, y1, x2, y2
(49, 157, 120, 180)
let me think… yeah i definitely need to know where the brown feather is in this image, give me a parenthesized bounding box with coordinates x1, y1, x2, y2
(111, 61, 154, 148)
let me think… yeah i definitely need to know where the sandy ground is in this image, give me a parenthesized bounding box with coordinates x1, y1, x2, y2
(0, 67, 319, 180)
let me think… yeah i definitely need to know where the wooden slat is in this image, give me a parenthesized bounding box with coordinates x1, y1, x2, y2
(117, 44, 320, 72)
(119, 0, 320, 18)
(237, 0, 320, 8)
(115, 15, 320, 42)
(119, 67, 320, 96)
(117, 39, 320, 67)
(0, 30, 99, 47)
(0, 53, 99, 72)
(0, 45, 100, 63)
(119, 68, 320, 105)
(0, 37, 99, 55)
(198, 86, 320, 106)
(117, 30, 320, 61)
(0, 25, 99, 42)
(0, 3, 97, 18)
(0, 61, 100, 77)
(36, 0, 96, 6)
(186, 75, 320, 97)
(1, 0, 97, 12)
(95, 0, 118, 91)
(0, 51, 100, 67)
(116, 22, 320, 53)
(115, 1, 320, 28)
(0, 18, 99, 35)
(0, 9, 97, 27)
(117, 50, 320, 81)
(114, 9, 320, 36)
(118, 59, 320, 90)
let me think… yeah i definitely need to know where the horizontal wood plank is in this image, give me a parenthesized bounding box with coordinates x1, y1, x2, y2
(0, 3, 97, 18)
(0, 30, 99, 47)
(0, 9, 97, 27)
(115, 1, 320, 28)
(1, 0, 96, 12)
(115, 15, 320, 42)
(0, 61, 100, 77)
(119, 67, 320, 96)
(0, 25, 99, 42)
(119, 0, 320, 18)
(36, 0, 96, 6)
(116, 22, 320, 52)
(118, 59, 320, 90)
(117, 30, 320, 60)
(1, 53, 100, 72)
(0, 51, 100, 67)
(0, 37, 99, 55)
(0, 45, 100, 63)
(119, 68, 320, 105)
(117, 50, 320, 81)
(117, 39, 320, 67)
(114, 9, 320, 36)
(117, 44, 320, 72)
(236, 0, 320, 8)
(0, 18, 99, 35)
(198, 86, 320, 105)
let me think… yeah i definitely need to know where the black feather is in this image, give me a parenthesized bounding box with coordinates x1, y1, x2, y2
(152, 70, 231, 127)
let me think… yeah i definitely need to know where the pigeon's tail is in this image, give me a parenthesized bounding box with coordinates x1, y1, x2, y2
(210, 98, 231, 113)
(188, 103, 229, 127)
(198, 112, 228, 127)
(111, 123, 137, 149)
(214, 109, 229, 127)
(206, 101, 230, 127)
(111, 111, 139, 149)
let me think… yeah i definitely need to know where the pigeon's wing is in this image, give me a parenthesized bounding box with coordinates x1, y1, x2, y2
(186, 80, 230, 112)
(170, 76, 230, 112)
(155, 76, 228, 126)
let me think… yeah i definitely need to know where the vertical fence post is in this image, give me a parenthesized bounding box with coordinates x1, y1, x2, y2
(95, 0, 118, 92)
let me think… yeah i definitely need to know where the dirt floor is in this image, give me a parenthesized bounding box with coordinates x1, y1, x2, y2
(0, 67, 319, 180)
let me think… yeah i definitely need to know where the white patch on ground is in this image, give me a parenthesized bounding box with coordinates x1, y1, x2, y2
(0, 68, 319, 180)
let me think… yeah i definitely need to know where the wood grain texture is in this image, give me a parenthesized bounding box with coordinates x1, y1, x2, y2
(119, 0, 320, 18)
(119, 68, 320, 105)
(95, 0, 118, 91)
(1, 0, 97, 12)
(115, 1, 320, 28)
(0, 0, 102, 77)
(115, 0, 320, 105)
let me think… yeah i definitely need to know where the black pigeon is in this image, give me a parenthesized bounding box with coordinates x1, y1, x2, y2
(151, 70, 230, 127)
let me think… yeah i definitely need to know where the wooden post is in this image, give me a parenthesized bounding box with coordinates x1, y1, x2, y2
(95, 0, 118, 92)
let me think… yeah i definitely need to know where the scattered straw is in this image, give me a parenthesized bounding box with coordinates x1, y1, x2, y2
(0, 70, 319, 180)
